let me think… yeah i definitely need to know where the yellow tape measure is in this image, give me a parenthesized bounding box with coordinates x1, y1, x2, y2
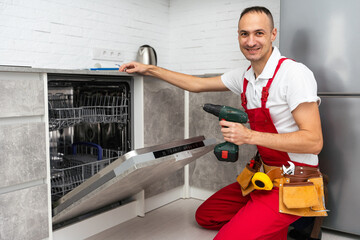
(252, 172, 273, 190)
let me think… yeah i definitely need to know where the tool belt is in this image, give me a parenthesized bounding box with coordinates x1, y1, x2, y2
(236, 157, 328, 217)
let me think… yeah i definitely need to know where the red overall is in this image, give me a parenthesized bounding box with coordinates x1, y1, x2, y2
(195, 58, 301, 239)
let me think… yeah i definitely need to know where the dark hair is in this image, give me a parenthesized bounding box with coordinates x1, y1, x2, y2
(240, 6, 274, 29)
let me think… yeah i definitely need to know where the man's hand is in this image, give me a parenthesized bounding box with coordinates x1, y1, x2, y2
(220, 120, 252, 146)
(119, 61, 228, 93)
(119, 61, 149, 75)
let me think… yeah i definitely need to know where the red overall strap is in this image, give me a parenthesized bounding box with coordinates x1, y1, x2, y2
(241, 65, 251, 110)
(241, 58, 289, 109)
(261, 58, 288, 108)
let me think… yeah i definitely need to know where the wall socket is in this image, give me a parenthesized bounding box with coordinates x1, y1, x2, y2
(92, 48, 122, 61)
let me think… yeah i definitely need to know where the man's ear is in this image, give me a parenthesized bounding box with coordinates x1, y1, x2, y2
(271, 28, 277, 42)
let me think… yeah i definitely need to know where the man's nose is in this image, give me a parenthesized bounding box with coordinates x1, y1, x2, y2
(247, 35, 256, 47)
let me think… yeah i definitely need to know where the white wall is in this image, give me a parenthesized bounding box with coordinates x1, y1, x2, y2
(0, 0, 170, 69)
(0, 0, 280, 73)
(168, 0, 280, 74)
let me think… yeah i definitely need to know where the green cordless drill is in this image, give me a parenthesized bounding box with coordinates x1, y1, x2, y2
(203, 103, 248, 162)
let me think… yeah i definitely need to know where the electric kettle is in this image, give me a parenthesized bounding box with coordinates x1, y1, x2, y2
(136, 45, 157, 66)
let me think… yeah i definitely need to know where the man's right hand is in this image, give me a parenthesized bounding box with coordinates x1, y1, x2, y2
(119, 61, 149, 75)
(119, 61, 227, 93)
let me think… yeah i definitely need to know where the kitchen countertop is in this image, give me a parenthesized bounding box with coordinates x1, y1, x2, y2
(0, 66, 222, 77)
(0, 66, 134, 76)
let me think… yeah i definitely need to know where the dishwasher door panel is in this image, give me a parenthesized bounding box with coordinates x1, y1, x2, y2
(52, 136, 216, 226)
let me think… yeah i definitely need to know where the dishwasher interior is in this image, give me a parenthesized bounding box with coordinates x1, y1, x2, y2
(47, 74, 133, 203)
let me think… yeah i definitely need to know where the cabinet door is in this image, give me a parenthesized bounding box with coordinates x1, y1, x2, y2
(0, 71, 49, 240)
(0, 122, 46, 188)
(0, 185, 49, 240)
(0, 72, 44, 117)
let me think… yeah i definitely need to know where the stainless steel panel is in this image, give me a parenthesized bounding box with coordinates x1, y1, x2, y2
(52, 136, 216, 225)
(319, 97, 360, 235)
(280, 0, 360, 93)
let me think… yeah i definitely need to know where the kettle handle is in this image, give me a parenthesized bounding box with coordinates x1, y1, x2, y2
(140, 45, 157, 65)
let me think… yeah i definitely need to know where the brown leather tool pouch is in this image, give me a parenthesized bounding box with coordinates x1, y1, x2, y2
(282, 182, 319, 208)
(236, 157, 262, 196)
(236, 164, 257, 196)
(279, 173, 328, 217)
(237, 164, 256, 189)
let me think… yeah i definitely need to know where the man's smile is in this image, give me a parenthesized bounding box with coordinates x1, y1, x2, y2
(245, 47, 261, 54)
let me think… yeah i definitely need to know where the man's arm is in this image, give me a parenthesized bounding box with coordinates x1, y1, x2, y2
(119, 62, 229, 93)
(220, 102, 323, 155)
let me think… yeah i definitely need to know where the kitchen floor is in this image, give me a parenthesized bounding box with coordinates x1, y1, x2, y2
(86, 199, 359, 240)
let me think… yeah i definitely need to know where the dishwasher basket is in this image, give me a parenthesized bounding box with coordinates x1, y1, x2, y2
(50, 142, 124, 200)
(48, 93, 82, 131)
(48, 92, 129, 131)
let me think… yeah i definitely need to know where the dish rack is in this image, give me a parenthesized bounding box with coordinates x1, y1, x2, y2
(48, 92, 129, 131)
(50, 142, 124, 200)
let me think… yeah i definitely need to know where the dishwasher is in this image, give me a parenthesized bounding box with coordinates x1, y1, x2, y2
(47, 73, 216, 233)
(48, 74, 132, 203)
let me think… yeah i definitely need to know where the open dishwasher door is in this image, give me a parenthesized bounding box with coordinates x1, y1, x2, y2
(52, 136, 216, 225)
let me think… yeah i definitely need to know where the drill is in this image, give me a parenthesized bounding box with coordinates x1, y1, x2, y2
(203, 103, 248, 162)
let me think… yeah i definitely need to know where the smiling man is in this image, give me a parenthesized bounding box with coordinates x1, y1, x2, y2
(120, 6, 325, 240)
(238, 8, 276, 77)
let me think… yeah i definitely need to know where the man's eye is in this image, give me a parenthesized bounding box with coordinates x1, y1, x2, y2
(256, 32, 264, 36)
(239, 32, 248, 37)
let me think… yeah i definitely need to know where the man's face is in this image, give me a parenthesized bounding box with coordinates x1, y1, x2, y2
(238, 12, 277, 64)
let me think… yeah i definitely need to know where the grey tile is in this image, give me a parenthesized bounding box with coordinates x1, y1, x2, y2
(0, 72, 44, 118)
(0, 122, 46, 188)
(143, 76, 184, 146)
(0, 184, 49, 240)
(143, 77, 185, 198)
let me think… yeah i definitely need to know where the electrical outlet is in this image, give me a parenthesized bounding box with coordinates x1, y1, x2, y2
(92, 48, 122, 61)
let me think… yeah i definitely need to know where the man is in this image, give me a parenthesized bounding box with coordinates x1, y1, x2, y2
(120, 6, 324, 240)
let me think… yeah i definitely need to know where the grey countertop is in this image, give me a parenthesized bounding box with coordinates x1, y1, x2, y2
(0, 66, 134, 76)
(0, 65, 222, 77)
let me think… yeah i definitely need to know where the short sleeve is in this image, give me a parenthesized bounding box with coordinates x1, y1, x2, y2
(221, 68, 244, 96)
(286, 62, 321, 111)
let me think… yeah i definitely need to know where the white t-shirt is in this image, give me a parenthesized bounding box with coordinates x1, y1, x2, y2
(221, 47, 320, 166)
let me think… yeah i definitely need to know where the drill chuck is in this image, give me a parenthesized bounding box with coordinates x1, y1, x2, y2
(203, 103, 222, 117)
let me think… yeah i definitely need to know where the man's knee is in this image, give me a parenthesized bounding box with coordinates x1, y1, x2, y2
(195, 204, 223, 230)
(195, 204, 210, 228)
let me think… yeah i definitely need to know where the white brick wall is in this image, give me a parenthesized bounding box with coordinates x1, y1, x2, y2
(0, 0, 170, 69)
(168, 0, 280, 74)
(0, 0, 279, 73)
